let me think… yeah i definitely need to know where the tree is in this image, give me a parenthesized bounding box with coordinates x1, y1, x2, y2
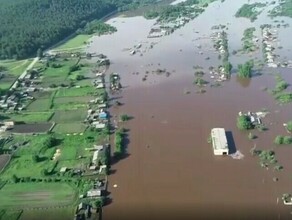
(43, 135, 59, 148)
(76, 75, 85, 81)
(120, 114, 130, 121)
(237, 115, 253, 130)
(237, 60, 253, 78)
(41, 168, 49, 176)
(12, 174, 19, 183)
(274, 135, 284, 145)
(283, 136, 292, 145)
(37, 48, 43, 58)
(286, 121, 292, 132)
(32, 154, 39, 162)
(223, 61, 232, 75)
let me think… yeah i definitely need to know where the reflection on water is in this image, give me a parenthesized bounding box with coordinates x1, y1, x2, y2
(87, 0, 292, 218)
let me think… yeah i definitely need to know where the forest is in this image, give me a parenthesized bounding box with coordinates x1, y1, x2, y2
(0, 0, 157, 60)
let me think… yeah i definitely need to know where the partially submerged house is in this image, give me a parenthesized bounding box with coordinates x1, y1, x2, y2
(211, 128, 229, 156)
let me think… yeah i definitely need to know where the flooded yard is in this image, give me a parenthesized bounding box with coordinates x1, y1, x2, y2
(87, 0, 292, 218)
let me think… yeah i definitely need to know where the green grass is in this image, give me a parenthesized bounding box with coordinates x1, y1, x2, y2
(0, 183, 77, 208)
(40, 60, 77, 87)
(27, 98, 52, 111)
(0, 82, 13, 90)
(53, 123, 87, 134)
(0, 59, 31, 76)
(0, 210, 22, 220)
(56, 87, 95, 97)
(20, 207, 74, 220)
(51, 109, 87, 123)
(53, 96, 93, 110)
(3, 112, 54, 123)
(54, 35, 91, 51)
(2, 130, 106, 179)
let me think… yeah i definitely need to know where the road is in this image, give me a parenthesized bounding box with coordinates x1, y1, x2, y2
(10, 57, 39, 90)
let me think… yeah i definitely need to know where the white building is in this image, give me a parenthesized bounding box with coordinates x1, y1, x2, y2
(211, 128, 229, 155)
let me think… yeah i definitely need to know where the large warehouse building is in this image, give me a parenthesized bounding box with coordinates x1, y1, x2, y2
(211, 128, 229, 155)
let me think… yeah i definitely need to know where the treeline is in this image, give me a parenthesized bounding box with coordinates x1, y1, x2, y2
(0, 0, 157, 60)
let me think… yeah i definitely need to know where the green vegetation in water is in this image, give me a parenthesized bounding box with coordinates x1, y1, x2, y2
(269, 74, 292, 104)
(115, 128, 126, 157)
(274, 135, 292, 145)
(286, 121, 292, 132)
(241, 27, 257, 53)
(120, 114, 131, 122)
(77, 20, 117, 36)
(235, 3, 267, 22)
(237, 60, 254, 78)
(269, 0, 292, 18)
(144, 0, 216, 24)
(251, 148, 281, 170)
(237, 115, 253, 130)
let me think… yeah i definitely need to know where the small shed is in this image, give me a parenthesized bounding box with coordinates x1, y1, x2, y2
(60, 167, 67, 173)
(87, 189, 101, 197)
(211, 128, 229, 155)
(99, 112, 107, 120)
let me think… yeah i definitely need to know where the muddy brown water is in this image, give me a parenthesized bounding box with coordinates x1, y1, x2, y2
(87, 0, 292, 219)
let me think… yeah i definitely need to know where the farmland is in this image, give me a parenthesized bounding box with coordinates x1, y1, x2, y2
(11, 123, 53, 134)
(0, 183, 77, 208)
(0, 40, 111, 220)
(1, 129, 107, 180)
(0, 154, 10, 173)
(20, 207, 74, 220)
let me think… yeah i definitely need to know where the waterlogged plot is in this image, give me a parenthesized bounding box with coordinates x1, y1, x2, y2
(0, 183, 77, 208)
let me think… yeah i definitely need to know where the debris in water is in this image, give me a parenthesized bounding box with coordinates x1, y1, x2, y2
(229, 150, 244, 159)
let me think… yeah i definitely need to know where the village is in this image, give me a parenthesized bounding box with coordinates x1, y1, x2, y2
(0, 48, 125, 220)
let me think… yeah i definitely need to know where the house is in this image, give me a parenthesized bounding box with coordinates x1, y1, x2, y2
(211, 128, 229, 155)
(4, 121, 14, 129)
(87, 189, 102, 197)
(98, 112, 107, 120)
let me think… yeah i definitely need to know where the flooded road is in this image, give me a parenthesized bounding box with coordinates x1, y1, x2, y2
(87, 0, 292, 219)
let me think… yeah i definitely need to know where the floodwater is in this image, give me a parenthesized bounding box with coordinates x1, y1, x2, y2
(87, 0, 292, 219)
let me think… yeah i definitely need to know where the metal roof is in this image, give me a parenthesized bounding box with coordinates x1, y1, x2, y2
(211, 128, 228, 150)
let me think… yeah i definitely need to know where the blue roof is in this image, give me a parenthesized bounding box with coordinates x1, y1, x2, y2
(99, 112, 107, 119)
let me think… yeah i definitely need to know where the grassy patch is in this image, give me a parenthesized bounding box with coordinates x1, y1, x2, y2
(0, 210, 22, 220)
(3, 112, 53, 123)
(27, 98, 52, 111)
(0, 59, 31, 76)
(55, 35, 91, 51)
(53, 96, 92, 110)
(51, 109, 87, 123)
(0, 183, 77, 208)
(20, 207, 74, 220)
(53, 123, 87, 134)
(56, 87, 95, 97)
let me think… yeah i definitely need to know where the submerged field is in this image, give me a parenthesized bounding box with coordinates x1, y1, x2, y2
(84, 0, 292, 219)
